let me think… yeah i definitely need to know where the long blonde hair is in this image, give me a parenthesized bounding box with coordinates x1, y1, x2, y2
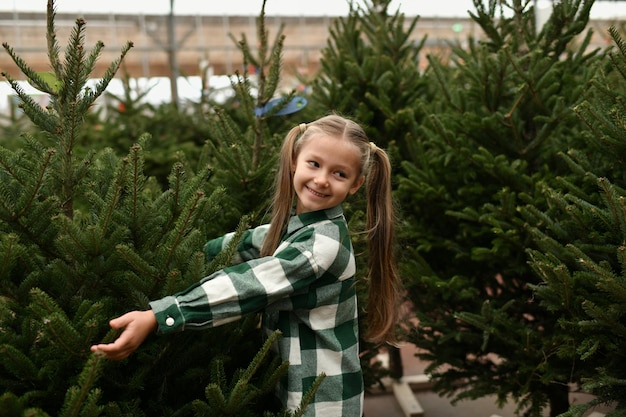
(260, 114, 400, 344)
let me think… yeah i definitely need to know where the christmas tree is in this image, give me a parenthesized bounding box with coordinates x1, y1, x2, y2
(522, 24, 626, 417)
(309, 0, 430, 154)
(0, 1, 314, 415)
(395, 0, 606, 415)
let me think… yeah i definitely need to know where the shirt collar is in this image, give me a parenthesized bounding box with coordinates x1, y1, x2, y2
(286, 205, 344, 235)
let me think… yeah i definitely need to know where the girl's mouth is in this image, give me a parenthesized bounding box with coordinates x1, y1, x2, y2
(306, 185, 327, 198)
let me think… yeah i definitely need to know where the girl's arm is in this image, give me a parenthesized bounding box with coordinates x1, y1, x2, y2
(151, 220, 351, 335)
(90, 228, 327, 359)
(91, 225, 271, 360)
(91, 212, 351, 358)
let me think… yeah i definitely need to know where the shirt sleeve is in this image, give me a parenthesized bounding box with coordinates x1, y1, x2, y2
(150, 222, 346, 334)
(203, 224, 270, 263)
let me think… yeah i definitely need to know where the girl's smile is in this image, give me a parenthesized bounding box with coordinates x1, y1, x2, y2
(305, 185, 329, 198)
(292, 135, 364, 214)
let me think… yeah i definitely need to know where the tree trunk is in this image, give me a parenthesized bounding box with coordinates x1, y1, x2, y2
(547, 383, 570, 417)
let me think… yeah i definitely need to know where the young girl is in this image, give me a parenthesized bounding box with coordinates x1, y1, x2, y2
(91, 114, 401, 416)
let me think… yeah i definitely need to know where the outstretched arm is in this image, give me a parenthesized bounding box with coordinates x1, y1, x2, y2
(90, 310, 157, 360)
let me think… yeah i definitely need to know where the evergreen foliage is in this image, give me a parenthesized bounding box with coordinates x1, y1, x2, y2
(310, 0, 430, 154)
(75, 74, 214, 187)
(521, 25, 626, 417)
(395, 1, 606, 415)
(2, 1, 133, 219)
(0, 1, 313, 416)
(200, 4, 294, 230)
(5, 0, 626, 415)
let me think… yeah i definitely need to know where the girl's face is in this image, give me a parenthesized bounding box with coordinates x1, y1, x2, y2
(292, 135, 364, 214)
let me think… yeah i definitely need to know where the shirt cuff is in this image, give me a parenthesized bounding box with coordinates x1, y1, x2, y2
(149, 296, 185, 334)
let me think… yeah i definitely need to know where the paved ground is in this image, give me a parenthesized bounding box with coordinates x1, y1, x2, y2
(362, 344, 614, 417)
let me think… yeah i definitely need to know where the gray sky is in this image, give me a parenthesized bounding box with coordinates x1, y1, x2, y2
(3, 0, 626, 18)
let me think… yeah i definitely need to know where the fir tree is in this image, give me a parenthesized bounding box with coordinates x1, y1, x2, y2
(76, 72, 214, 187)
(521, 25, 626, 417)
(395, 0, 605, 415)
(309, 0, 430, 154)
(200, 0, 299, 231)
(2, 1, 133, 219)
(0, 1, 314, 416)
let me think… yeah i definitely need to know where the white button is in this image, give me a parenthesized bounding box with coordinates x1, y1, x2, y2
(165, 317, 175, 326)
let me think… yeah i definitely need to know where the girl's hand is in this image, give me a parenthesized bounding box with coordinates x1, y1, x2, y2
(90, 310, 157, 360)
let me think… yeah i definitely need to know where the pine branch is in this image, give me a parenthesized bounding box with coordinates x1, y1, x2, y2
(207, 214, 252, 272)
(115, 244, 158, 279)
(264, 33, 286, 103)
(237, 330, 282, 385)
(0, 344, 39, 381)
(0, 233, 23, 280)
(61, 18, 88, 107)
(78, 40, 134, 116)
(468, 0, 506, 50)
(597, 177, 626, 238)
(29, 288, 84, 357)
(289, 374, 326, 417)
(0, 70, 59, 133)
(231, 71, 257, 122)
(160, 176, 208, 271)
(58, 355, 104, 417)
(165, 161, 186, 220)
(0, 145, 56, 223)
(1, 42, 58, 96)
(46, 0, 63, 76)
(124, 140, 148, 228)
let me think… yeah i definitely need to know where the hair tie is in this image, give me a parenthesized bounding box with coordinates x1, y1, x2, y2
(299, 123, 307, 134)
(369, 142, 377, 153)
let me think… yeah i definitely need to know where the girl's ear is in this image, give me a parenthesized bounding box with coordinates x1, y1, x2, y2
(349, 175, 365, 195)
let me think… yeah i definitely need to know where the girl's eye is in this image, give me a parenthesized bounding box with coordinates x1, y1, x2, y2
(335, 171, 347, 178)
(308, 161, 319, 168)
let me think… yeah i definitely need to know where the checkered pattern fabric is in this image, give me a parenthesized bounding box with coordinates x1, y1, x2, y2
(149, 205, 364, 416)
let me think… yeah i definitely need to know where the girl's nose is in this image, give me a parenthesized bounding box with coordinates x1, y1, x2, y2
(314, 173, 329, 187)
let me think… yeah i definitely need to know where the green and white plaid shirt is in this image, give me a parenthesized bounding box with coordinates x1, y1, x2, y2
(149, 205, 363, 416)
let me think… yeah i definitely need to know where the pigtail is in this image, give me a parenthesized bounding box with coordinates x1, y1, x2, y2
(365, 145, 401, 344)
(260, 125, 302, 257)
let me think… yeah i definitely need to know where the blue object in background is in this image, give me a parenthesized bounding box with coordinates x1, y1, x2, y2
(254, 96, 307, 117)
